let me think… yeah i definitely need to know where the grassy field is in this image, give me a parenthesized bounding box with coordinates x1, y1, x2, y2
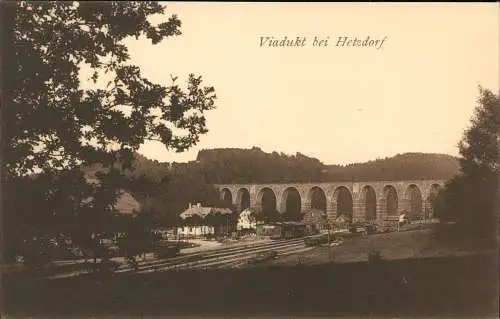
(2, 225, 498, 317)
(266, 226, 491, 267)
(4, 252, 497, 317)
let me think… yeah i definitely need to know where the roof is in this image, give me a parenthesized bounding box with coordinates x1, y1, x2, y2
(301, 209, 328, 225)
(82, 189, 141, 215)
(334, 214, 351, 223)
(82, 178, 141, 215)
(179, 205, 232, 219)
(256, 221, 306, 227)
(239, 209, 254, 216)
(115, 191, 141, 215)
(281, 221, 306, 226)
(302, 208, 327, 216)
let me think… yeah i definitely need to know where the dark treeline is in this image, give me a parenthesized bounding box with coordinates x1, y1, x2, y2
(198, 148, 459, 183)
(196, 147, 459, 183)
(327, 152, 460, 182)
(196, 147, 326, 183)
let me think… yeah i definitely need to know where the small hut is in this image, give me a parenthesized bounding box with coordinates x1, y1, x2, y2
(332, 214, 350, 233)
(301, 209, 328, 235)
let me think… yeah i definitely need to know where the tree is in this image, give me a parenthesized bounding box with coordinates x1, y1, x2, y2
(255, 209, 282, 223)
(119, 213, 155, 261)
(435, 87, 499, 246)
(206, 211, 234, 237)
(1, 2, 216, 262)
(237, 209, 257, 231)
(151, 167, 222, 224)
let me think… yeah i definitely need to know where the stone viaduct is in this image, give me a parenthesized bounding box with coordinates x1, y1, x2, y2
(215, 180, 445, 225)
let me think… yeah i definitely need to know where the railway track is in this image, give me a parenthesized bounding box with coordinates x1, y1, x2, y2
(46, 238, 312, 279)
(116, 237, 309, 274)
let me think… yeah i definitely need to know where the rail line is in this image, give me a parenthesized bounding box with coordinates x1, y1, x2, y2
(46, 238, 311, 279)
(117, 237, 308, 274)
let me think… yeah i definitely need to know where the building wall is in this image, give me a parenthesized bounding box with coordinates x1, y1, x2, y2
(177, 225, 215, 237)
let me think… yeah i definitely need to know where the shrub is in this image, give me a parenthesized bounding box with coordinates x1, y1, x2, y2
(152, 245, 180, 259)
(368, 250, 383, 263)
(304, 233, 329, 247)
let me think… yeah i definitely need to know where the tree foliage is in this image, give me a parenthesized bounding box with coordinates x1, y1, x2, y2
(1, 1, 216, 261)
(330, 153, 460, 182)
(435, 87, 499, 245)
(194, 148, 459, 184)
(3, 2, 215, 178)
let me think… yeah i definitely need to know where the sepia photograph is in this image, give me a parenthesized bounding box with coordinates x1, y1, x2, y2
(1, 2, 499, 318)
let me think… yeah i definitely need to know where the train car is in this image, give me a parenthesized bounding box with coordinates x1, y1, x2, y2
(281, 221, 307, 239)
(256, 222, 282, 239)
(256, 221, 307, 239)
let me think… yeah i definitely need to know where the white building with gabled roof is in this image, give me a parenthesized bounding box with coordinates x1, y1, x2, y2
(177, 203, 233, 238)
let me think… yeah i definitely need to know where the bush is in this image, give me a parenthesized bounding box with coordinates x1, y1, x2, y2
(368, 250, 383, 263)
(20, 238, 54, 267)
(304, 233, 329, 247)
(152, 245, 180, 259)
(366, 224, 377, 234)
(248, 251, 278, 264)
(53, 247, 81, 260)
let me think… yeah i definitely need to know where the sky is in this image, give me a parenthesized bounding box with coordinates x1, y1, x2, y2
(109, 3, 498, 165)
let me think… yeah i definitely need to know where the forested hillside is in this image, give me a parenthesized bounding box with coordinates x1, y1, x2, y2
(325, 152, 460, 182)
(196, 148, 459, 183)
(196, 147, 326, 183)
(82, 148, 460, 223)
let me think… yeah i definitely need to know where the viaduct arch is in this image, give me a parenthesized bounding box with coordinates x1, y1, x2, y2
(216, 180, 444, 224)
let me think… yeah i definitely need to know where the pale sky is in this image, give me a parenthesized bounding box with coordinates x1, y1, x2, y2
(107, 3, 498, 165)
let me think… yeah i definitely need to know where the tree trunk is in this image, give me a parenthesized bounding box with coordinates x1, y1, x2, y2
(0, 0, 17, 267)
